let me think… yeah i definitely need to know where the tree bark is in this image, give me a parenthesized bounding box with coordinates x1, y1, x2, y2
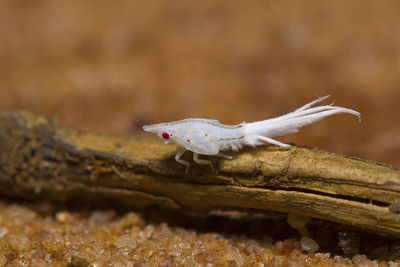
(1, 110, 400, 235)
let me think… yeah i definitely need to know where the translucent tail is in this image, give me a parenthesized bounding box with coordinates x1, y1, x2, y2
(241, 95, 360, 147)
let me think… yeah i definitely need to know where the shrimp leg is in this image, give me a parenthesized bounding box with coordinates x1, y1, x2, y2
(256, 135, 291, 147)
(175, 147, 190, 173)
(217, 153, 232, 159)
(193, 152, 215, 172)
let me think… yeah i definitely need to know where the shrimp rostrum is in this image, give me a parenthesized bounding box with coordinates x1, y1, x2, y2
(143, 96, 360, 173)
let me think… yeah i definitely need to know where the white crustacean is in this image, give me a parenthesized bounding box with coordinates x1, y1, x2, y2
(143, 95, 360, 173)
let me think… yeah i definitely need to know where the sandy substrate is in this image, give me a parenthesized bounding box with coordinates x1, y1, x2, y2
(0, 202, 398, 266)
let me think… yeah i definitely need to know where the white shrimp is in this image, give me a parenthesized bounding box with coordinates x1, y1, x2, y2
(143, 95, 360, 173)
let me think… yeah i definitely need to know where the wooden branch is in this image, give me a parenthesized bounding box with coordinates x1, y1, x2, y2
(1, 110, 400, 235)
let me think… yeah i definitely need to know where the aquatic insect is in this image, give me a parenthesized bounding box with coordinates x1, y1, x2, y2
(143, 96, 360, 173)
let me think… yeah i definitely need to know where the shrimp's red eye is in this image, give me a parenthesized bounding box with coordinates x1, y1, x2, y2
(162, 132, 169, 139)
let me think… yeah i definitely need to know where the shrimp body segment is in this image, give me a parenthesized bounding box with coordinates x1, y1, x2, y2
(143, 96, 360, 173)
(143, 118, 244, 155)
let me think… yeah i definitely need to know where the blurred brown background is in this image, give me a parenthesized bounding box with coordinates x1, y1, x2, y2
(0, 0, 399, 165)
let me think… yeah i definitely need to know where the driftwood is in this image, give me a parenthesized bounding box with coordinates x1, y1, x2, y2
(0, 110, 400, 235)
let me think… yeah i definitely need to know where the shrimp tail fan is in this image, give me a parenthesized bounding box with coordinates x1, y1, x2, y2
(241, 95, 360, 147)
